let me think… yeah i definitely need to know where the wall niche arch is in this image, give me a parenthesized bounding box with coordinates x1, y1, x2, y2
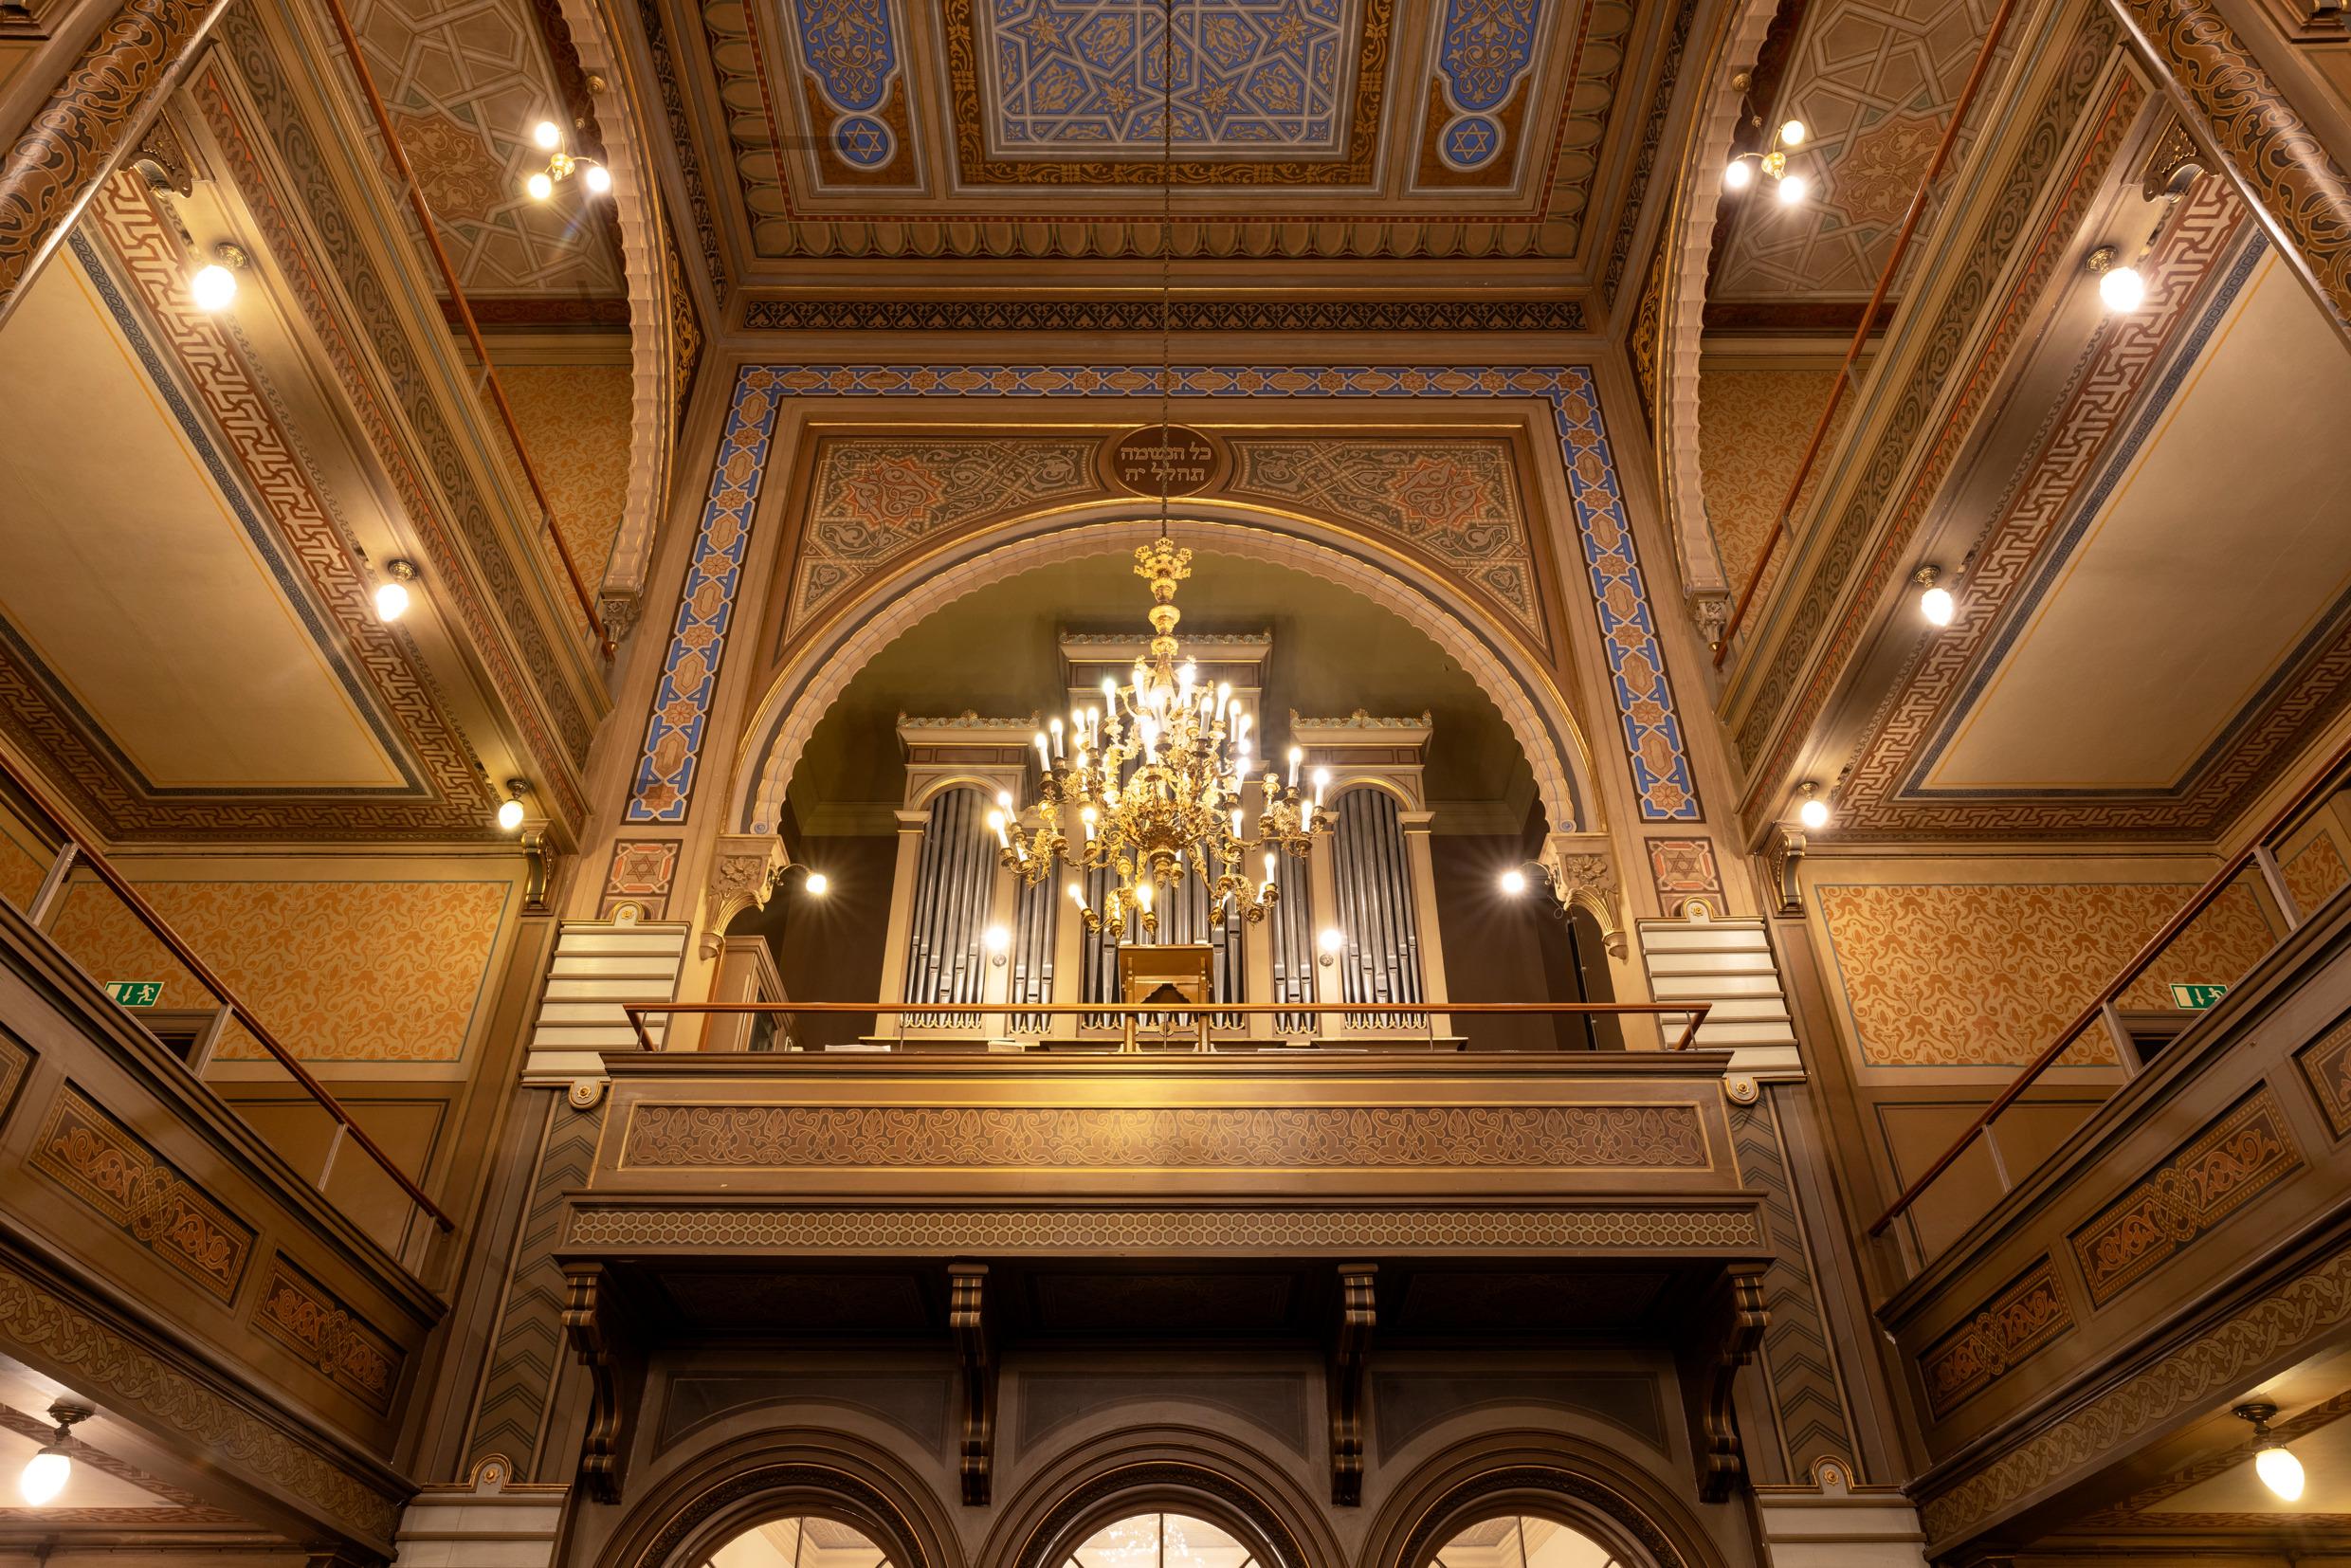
(990, 1433, 1337, 1568)
(592, 1431, 957, 1568)
(1367, 1440, 1731, 1568)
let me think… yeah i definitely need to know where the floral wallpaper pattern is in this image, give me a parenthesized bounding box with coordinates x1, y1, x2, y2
(1698, 366, 1848, 606)
(1817, 879, 2280, 1067)
(47, 879, 511, 1061)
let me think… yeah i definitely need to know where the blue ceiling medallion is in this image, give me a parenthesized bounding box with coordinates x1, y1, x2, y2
(834, 114, 895, 167)
(1440, 113, 1502, 169)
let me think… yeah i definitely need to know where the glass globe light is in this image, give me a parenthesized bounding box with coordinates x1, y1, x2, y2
(496, 796, 524, 832)
(1777, 173, 1808, 206)
(804, 872, 829, 896)
(191, 264, 238, 312)
(1921, 584, 1956, 626)
(2257, 1443, 2305, 1502)
(533, 119, 561, 149)
(19, 1449, 68, 1506)
(525, 172, 554, 201)
(1722, 158, 1753, 191)
(1317, 927, 1344, 954)
(374, 580, 410, 622)
(1780, 119, 1808, 146)
(2099, 264, 2145, 312)
(1797, 795, 1831, 830)
(583, 163, 612, 194)
(1500, 868, 1528, 896)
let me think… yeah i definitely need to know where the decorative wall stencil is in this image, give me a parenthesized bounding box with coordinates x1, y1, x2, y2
(253, 1255, 403, 1413)
(566, 1204, 1769, 1250)
(0, 831, 45, 912)
(602, 839, 681, 919)
(1828, 193, 2282, 841)
(1918, 1255, 2073, 1418)
(1697, 366, 1848, 610)
(741, 298, 1589, 331)
(1814, 880, 2278, 1067)
(2285, 832, 2351, 919)
(1733, 36, 2134, 793)
(787, 438, 1103, 637)
(31, 1085, 255, 1300)
(942, 0, 1394, 186)
(484, 364, 635, 585)
(335, 0, 625, 298)
(1600, 0, 1698, 306)
(626, 369, 788, 823)
(985, 0, 1355, 151)
(1646, 838, 1722, 910)
(632, 363, 1698, 828)
(1728, 1095, 1859, 1478)
(196, 33, 594, 810)
(2295, 1009, 2351, 1140)
(620, 1103, 1713, 1169)
(0, 1258, 402, 1542)
(1425, 0, 1540, 173)
(2069, 1089, 2303, 1306)
(47, 879, 511, 1062)
(1223, 438, 1544, 644)
(786, 0, 916, 183)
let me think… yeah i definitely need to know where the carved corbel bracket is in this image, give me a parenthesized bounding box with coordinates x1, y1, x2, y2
(1688, 592, 1730, 655)
(1678, 1267, 1768, 1503)
(561, 1262, 642, 1504)
(1765, 829, 1805, 917)
(702, 833, 787, 957)
(598, 588, 646, 647)
(520, 826, 557, 914)
(1329, 1264, 1376, 1505)
(948, 1262, 995, 1505)
(1540, 832, 1627, 959)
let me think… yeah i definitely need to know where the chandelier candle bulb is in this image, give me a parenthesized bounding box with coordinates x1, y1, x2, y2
(1288, 746, 1303, 787)
(989, 810, 1009, 848)
(1313, 767, 1330, 807)
(1049, 718, 1064, 758)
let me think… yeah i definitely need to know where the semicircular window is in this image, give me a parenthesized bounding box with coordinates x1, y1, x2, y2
(1431, 1515, 1623, 1568)
(707, 1516, 895, 1568)
(1066, 1512, 1261, 1568)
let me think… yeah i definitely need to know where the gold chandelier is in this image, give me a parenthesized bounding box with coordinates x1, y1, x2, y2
(988, 538, 1329, 940)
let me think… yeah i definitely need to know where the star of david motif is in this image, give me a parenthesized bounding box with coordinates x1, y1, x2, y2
(1444, 116, 1498, 166)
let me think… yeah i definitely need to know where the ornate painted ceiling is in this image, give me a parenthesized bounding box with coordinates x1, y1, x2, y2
(640, 0, 1700, 318)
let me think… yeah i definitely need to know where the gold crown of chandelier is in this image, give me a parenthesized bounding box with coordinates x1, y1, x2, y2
(988, 538, 1331, 939)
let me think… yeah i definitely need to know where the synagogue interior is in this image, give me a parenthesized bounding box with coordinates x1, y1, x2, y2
(1, 0, 2349, 1562)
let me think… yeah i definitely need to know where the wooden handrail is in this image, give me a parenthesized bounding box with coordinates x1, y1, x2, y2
(317, 0, 612, 657)
(1712, 0, 2023, 667)
(1869, 729, 2351, 1238)
(624, 1000, 1713, 1054)
(0, 750, 456, 1233)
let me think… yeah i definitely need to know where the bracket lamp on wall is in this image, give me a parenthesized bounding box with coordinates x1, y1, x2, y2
(497, 779, 529, 833)
(1915, 564, 1956, 627)
(1795, 780, 1831, 830)
(191, 242, 246, 312)
(375, 557, 418, 623)
(19, 1401, 93, 1505)
(2235, 1402, 2306, 1502)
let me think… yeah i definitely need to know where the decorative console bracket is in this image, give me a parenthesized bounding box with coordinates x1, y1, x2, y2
(561, 1262, 642, 1504)
(1329, 1263, 1376, 1505)
(949, 1262, 995, 1505)
(1533, 832, 1628, 958)
(1679, 1266, 1768, 1502)
(702, 833, 787, 957)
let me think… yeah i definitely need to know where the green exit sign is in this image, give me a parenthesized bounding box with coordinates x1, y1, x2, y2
(2169, 982, 2229, 1010)
(104, 980, 163, 1008)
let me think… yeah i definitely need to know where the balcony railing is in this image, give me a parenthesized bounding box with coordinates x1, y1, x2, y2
(1869, 732, 2351, 1265)
(623, 999, 1709, 1053)
(0, 749, 454, 1238)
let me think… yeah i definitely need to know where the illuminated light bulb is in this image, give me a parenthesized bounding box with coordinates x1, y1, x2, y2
(1797, 792, 1831, 830)
(1067, 881, 1085, 907)
(1501, 868, 1528, 896)
(983, 924, 1010, 954)
(803, 872, 829, 896)
(1081, 806, 1098, 840)
(1136, 883, 1153, 910)
(1780, 118, 1808, 146)
(2099, 264, 2145, 312)
(1722, 158, 1753, 191)
(1287, 746, 1303, 787)
(497, 796, 524, 832)
(583, 162, 611, 194)
(1777, 173, 1808, 206)
(1312, 767, 1330, 807)
(996, 790, 1013, 811)
(191, 264, 238, 312)
(1318, 927, 1344, 954)
(1264, 851, 1277, 882)
(1178, 661, 1196, 693)
(1921, 584, 1956, 626)
(525, 171, 554, 201)
(2258, 1444, 2305, 1503)
(1231, 808, 1243, 836)
(533, 119, 562, 149)
(19, 1449, 68, 1506)
(988, 809, 1010, 848)
(374, 580, 410, 622)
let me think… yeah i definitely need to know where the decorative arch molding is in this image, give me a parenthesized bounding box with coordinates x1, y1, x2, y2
(1655, 0, 1783, 618)
(540, 0, 677, 625)
(1365, 1439, 1731, 1568)
(592, 1432, 962, 1568)
(987, 1431, 1339, 1568)
(728, 505, 1604, 846)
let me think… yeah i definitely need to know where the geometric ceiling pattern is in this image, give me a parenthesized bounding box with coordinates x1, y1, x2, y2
(657, 0, 1649, 274)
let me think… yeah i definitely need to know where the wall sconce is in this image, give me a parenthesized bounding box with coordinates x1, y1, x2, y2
(2236, 1402, 2306, 1502)
(1915, 564, 1956, 627)
(1795, 781, 1831, 830)
(18, 1401, 92, 1505)
(375, 558, 418, 623)
(190, 242, 246, 312)
(497, 779, 529, 832)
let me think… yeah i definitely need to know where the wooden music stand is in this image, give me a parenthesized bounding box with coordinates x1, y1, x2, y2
(1117, 943, 1213, 1051)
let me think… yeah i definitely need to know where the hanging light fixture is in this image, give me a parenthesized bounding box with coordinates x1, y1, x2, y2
(190, 242, 247, 312)
(374, 557, 418, 622)
(522, 114, 611, 203)
(497, 779, 529, 832)
(1722, 73, 1810, 206)
(19, 1402, 92, 1506)
(2236, 1402, 2306, 1502)
(1795, 780, 1831, 830)
(990, 0, 1330, 940)
(1915, 564, 1956, 627)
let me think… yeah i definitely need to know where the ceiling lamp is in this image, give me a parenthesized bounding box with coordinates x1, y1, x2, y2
(993, 540, 1329, 941)
(523, 117, 609, 203)
(2087, 244, 2145, 312)
(374, 557, 417, 622)
(19, 1402, 91, 1505)
(497, 779, 528, 832)
(1795, 780, 1831, 830)
(190, 242, 246, 312)
(2236, 1402, 2305, 1502)
(1915, 564, 1956, 627)
(1722, 72, 1810, 206)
